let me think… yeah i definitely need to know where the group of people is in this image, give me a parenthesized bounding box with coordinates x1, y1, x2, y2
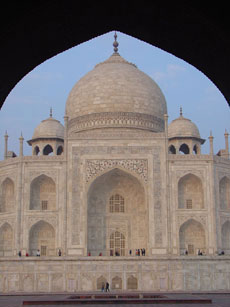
(130, 248, 146, 256)
(18, 251, 29, 257)
(18, 249, 62, 257)
(88, 249, 147, 256)
(101, 282, 110, 292)
(184, 249, 205, 255)
(218, 250, 225, 255)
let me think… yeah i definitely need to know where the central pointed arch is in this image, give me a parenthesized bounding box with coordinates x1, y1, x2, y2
(87, 168, 147, 256)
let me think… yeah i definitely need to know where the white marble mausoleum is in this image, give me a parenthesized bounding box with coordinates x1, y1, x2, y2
(0, 35, 230, 293)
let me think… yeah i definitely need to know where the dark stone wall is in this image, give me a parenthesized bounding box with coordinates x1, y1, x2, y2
(0, 2, 229, 106)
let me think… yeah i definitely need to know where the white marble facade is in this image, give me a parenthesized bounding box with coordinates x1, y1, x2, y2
(0, 46, 229, 292)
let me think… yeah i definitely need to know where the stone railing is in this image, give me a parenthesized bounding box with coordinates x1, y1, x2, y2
(168, 154, 211, 161)
(0, 155, 64, 166)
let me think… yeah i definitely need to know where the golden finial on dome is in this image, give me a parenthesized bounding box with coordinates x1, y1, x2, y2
(50, 107, 53, 118)
(180, 106, 183, 117)
(113, 31, 119, 53)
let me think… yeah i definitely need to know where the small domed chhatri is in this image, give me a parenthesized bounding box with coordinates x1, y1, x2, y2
(32, 108, 64, 140)
(168, 107, 205, 155)
(27, 108, 64, 156)
(168, 107, 201, 139)
(0, 32, 230, 294)
(65, 33, 167, 134)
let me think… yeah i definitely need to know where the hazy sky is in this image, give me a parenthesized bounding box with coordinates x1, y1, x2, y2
(0, 31, 229, 158)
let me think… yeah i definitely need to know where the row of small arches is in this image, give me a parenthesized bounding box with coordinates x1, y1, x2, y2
(97, 275, 137, 290)
(169, 144, 199, 155)
(0, 173, 229, 212)
(33, 145, 63, 156)
(1, 218, 230, 256)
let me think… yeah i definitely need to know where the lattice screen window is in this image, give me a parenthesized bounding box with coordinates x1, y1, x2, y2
(186, 199, 192, 209)
(109, 194, 124, 213)
(188, 244, 194, 255)
(110, 231, 125, 256)
(41, 200, 48, 210)
(41, 245, 47, 256)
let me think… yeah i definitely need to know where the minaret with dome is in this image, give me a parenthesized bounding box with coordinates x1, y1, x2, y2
(0, 33, 229, 293)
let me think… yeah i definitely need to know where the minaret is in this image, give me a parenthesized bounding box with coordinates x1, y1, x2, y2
(208, 131, 214, 156)
(224, 129, 229, 159)
(19, 132, 24, 157)
(4, 131, 8, 160)
(164, 113, 169, 135)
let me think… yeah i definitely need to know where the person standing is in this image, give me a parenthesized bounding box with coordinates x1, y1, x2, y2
(105, 282, 110, 292)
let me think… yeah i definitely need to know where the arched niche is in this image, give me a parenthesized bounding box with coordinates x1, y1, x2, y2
(0, 178, 14, 212)
(57, 145, 63, 155)
(30, 175, 56, 210)
(168, 144, 176, 154)
(221, 221, 230, 253)
(219, 176, 230, 210)
(0, 223, 13, 256)
(193, 144, 198, 154)
(43, 144, 53, 155)
(33, 145, 40, 156)
(178, 173, 204, 209)
(179, 219, 206, 255)
(87, 168, 147, 256)
(179, 143, 190, 155)
(111, 276, 122, 290)
(96, 276, 107, 290)
(127, 275, 138, 290)
(29, 220, 55, 256)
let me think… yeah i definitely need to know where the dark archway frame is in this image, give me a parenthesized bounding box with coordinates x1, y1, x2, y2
(0, 3, 229, 109)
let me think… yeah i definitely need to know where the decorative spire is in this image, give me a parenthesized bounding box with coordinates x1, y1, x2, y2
(113, 31, 119, 53)
(4, 131, 8, 160)
(19, 132, 24, 140)
(19, 132, 24, 157)
(180, 106, 183, 117)
(50, 107, 52, 118)
(209, 130, 214, 156)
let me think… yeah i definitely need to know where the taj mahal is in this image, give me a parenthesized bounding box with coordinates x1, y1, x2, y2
(0, 34, 230, 293)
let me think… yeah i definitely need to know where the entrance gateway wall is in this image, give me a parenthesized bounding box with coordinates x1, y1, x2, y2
(0, 257, 230, 292)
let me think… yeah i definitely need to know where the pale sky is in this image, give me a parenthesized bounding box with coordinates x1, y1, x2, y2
(0, 31, 229, 158)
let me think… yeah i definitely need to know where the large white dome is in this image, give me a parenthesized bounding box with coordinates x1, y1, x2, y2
(65, 52, 167, 133)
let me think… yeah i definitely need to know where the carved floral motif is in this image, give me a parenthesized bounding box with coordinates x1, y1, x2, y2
(177, 214, 207, 228)
(85, 159, 148, 184)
